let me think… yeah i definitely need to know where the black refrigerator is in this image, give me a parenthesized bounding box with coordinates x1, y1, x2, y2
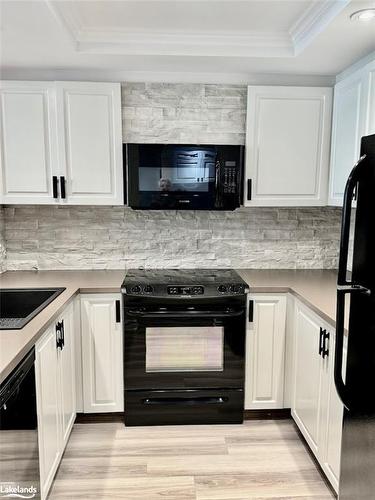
(335, 134, 375, 499)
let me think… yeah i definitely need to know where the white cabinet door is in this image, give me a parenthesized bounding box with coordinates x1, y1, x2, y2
(245, 294, 287, 409)
(56, 82, 123, 205)
(0, 82, 58, 204)
(35, 325, 61, 500)
(328, 59, 375, 206)
(328, 74, 365, 206)
(81, 294, 124, 412)
(321, 331, 347, 492)
(292, 302, 324, 455)
(245, 86, 332, 206)
(363, 60, 375, 135)
(58, 302, 76, 447)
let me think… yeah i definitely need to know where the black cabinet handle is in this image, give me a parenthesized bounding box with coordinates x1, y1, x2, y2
(115, 300, 121, 323)
(61, 319, 65, 349)
(52, 176, 58, 198)
(248, 300, 254, 323)
(247, 179, 252, 201)
(319, 327, 324, 356)
(322, 330, 330, 359)
(60, 176, 66, 199)
(56, 321, 63, 350)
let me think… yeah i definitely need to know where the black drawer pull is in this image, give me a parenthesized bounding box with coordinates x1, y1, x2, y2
(115, 300, 121, 323)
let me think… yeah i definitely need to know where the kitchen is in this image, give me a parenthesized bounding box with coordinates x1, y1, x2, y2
(0, 1, 374, 499)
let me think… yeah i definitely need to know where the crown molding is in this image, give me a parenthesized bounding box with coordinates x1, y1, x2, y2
(77, 30, 293, 57)
(0, 67, 335, 86)
(46, 0, 349, 58)
(290, 0, 351, 55)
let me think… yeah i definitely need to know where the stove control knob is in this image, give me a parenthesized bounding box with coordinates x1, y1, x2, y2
(230, 284, 244, 294)
(218, 285, 227, 293)
(143, 285, 153, 294)
(131, 285, 142, 294)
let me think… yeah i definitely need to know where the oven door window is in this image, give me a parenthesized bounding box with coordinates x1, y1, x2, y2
(146, 326, 224, 372)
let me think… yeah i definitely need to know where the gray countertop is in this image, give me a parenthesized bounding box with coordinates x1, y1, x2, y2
(0, 269, 339, 383)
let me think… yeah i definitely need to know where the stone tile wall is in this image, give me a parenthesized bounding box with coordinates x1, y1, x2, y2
(3, 206, 342, 271)
(122, 83, 246, 144)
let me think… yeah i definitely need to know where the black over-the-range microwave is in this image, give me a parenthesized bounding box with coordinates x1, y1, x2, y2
(123, 143, 244, 210)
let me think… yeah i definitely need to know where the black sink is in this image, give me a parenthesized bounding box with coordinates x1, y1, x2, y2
(0, 288, 66, 330)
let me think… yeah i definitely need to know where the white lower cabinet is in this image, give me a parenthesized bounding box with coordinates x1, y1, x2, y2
(81, 294, 123, 413)
(245, 294, 287, 409)
(292, 300, 345, 493)
(35, 300, 76, 500)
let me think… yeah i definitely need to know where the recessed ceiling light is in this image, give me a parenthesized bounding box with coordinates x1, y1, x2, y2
(350, 8, 375, 21)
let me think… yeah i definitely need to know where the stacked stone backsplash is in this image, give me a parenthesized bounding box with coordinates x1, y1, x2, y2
(4, 206, 341, 271)
(122, 83, 246, 144)
(2, 83, 342, 271)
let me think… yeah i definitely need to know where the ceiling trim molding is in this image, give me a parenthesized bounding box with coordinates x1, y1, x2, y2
(45, 0, 349, 58)
(290, 0, 351, 55)
(0, 67, 336, 86)
(77, 30, 293, 57)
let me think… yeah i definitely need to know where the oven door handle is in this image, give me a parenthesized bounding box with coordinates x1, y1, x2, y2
(143, 396, 228, 406)
(126, 309, 244, 319)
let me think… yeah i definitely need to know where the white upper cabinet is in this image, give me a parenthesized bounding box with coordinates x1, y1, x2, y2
(245, 86, 332, 206)
(0, 81, 123, 205)
(328, 59, 375, 206)
(55, 82, 123, 205)
(0, 82, 58, 204)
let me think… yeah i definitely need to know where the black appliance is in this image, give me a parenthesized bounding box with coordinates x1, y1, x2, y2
(334, 134, 375, 499)
(122, 269, 249, 426)
(125, 143, 244, 210)
(0, 349, 40, 499)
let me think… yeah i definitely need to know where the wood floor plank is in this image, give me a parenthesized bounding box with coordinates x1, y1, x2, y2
(194, 471, 335, 499)
(49, 476, 195, 500)
(49, 420, 335, 500)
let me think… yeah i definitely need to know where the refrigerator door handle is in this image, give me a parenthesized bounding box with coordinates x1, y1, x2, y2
(337, 154, 367, 286)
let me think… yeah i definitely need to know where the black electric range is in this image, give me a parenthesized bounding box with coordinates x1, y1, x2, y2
(122, 269, 249, 426)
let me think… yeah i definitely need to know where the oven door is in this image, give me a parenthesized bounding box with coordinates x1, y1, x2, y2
(123, 298, 246, 391)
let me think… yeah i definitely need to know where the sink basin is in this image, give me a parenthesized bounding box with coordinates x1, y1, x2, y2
(0, 288, 66, 330)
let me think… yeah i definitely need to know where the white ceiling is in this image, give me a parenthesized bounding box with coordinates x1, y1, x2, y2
(0, 0, 374, 83)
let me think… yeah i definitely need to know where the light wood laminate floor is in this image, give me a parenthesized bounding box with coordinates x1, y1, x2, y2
(49, 420, 335, 500)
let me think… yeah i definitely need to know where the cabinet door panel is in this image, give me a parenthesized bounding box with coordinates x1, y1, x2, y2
(293, 305, 323, 453)
(329, 76, 363, 205)
(245, 86, 332, 206)
(245, 295, 286, 409)
(0, 83, 57, 204)
(81, 294, 123, 412)
(364, 64, 375, 135)
(35, 326, 60, 500)
(59, 302, 76, 446)
(56, 82, 123, 205)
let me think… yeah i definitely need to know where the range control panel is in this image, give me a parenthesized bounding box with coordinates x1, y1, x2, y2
(167, 285, 204, 296)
